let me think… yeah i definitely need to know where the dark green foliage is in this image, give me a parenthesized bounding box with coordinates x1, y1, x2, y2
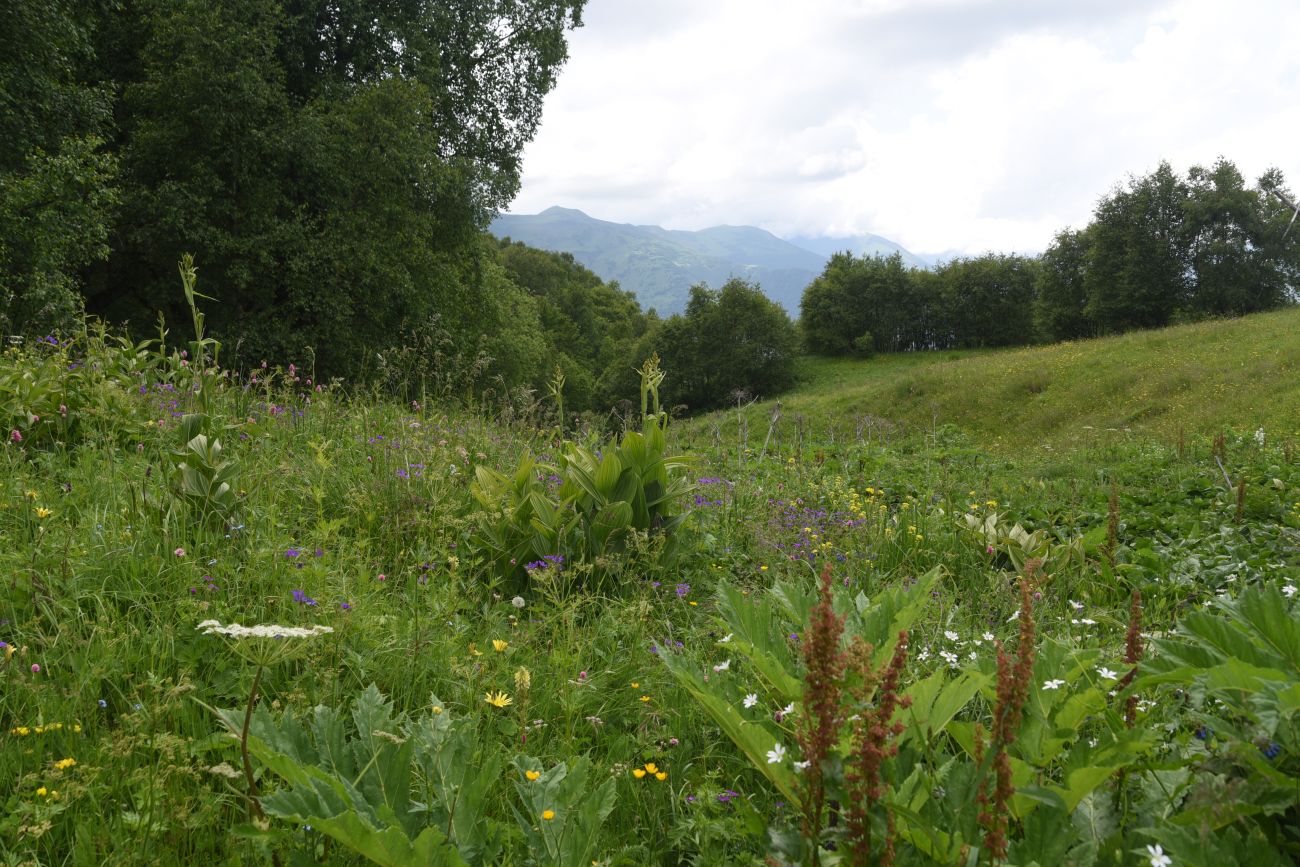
(0, 0, 117, 335)
(654, 279, 800, 411)
(495, 239, 651, 412)
(1034, 228, 1094, 341)
(802, 160, 1299, 357)
(40, 0, 587, 382)
(936, 253, 1038, 348)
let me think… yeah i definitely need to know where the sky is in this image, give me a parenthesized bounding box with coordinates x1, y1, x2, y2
(506, 0, 1300, 256)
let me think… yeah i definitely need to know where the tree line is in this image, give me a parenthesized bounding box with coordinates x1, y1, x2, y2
(802, 159, 1300, 356)
(0, 0, 589, 390)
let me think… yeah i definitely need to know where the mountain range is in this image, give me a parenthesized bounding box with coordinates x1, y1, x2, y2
(489, 207, 932, 315)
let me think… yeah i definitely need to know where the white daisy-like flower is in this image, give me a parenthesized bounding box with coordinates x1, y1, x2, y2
(743, 693, 758, 708)
(967, 651, 977, 661)
(1097, 667, 1119, 680)
(943, 630, 960, 642)
(982, 632, 994, 642)
(766, 742, 786, 764)
(1006, 610, 1021, 623)
(793, 760, 811, 771)
(713, 659, 731, 672)
(1069, 599, 1085, 612)
(939, 650, 959, 666)
(1145, 843, 1172, 867)
(918, 647, 931, 661)
(1283, 584, 1297, 598)
(719, 633, 734, 643)
(1043, 679, 1065, 690)
(781, 703, 795, 717)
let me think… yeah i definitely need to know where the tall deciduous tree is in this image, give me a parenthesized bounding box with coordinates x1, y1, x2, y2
(0, 0, 117, 334)
(81, 0, 584, 378)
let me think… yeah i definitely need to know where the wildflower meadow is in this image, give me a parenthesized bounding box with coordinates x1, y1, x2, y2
(2, 308, 1299, 866)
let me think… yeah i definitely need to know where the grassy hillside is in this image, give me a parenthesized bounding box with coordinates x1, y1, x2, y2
(728, 307, 1300, 449)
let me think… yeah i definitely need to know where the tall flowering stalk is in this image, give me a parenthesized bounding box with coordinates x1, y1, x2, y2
(977, 579, 1036, 865)
(845, 630, 910, 867)
(1120, 590, 1143, 727)
(796, 563, 848, 862)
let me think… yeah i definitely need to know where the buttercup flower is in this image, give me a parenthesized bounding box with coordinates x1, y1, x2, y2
(541, 809, 555, 821)
(525, 770, 541, 781)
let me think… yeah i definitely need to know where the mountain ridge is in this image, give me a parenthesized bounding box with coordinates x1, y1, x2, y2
(489, 207, 931, 315)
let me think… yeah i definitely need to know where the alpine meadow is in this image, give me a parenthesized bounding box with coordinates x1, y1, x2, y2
(3, 2, 1300, 866)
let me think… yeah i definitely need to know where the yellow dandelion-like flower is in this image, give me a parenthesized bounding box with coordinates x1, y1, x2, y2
(431, 705, 443, 715)
(469, 643, 483, 657)
(630, 681, 639, 689)
(632, 768, 646, 779)
(492, 639, 508, 652)
(484, 691, 513, 708)
(525, 770, 541, 781)
(541, 809, 555, 821)
(72, 724, 81, 733)
(36, 787, 47, 797)
(655, 771, 667, 781)
(639, 695, 650, 703)
(35, 507, 52, 519)
(24, 490, 37, 500)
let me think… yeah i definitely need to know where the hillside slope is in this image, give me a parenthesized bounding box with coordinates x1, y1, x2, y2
(700, 308, 1300, 450)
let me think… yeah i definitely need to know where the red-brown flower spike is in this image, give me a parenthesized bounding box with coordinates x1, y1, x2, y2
(797, 563, 848, 856)
(1121, 589, 1143, 727)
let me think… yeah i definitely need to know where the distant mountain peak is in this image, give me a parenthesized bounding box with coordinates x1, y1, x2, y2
(490, 208, 930, 315)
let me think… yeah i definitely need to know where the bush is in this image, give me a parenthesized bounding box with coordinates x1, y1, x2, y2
(652, 278, 799, 412)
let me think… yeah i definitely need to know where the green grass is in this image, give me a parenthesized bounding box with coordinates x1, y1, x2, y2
(2, 318, 1299, 865)
(749, 307, 1300, 450)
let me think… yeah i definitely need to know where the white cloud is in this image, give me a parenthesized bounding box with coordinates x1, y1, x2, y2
(509, 0, 1300, 255)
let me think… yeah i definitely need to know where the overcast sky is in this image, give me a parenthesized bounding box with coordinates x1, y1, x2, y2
(506, 0, 1300, 256)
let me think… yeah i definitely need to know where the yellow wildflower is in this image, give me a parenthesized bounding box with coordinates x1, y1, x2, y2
(525, 770, 541, 781)
(36, 787, 47, 797)
(468, 644, 483, 657)
(655, 771, 667, 781)
(431, 706, 443, 715)
(35, 507, 52, 519)
(644, 763, 658, 774)
(492, 639, 508, 652)
(632, 768, 646, 779)
(639, 695, 650, 703)
(24, 490, 37, 500)
(541, 809, 555, 821)
(54, 758, 76, 770)
(484, 691, 512, 709)
(630, 682, 639, 689)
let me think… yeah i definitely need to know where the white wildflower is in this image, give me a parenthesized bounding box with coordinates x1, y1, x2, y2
(1097, 667, 1119, 680)
(743, 693, 758, 708)
(766, 742, 786, 764)
(943, 630, 960, 642)
(1043, 679, 1065, 690)
(511, 596, 526, 609)
(793, 760, 811, 771)
(713, 659, 731, 673)
(1283, 584, 1297, 598)
(982, 632, 994, 642)
(719, 633, 733, 644)
(198, 620, 333, 639)
(1146, 843, 1172, 867)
